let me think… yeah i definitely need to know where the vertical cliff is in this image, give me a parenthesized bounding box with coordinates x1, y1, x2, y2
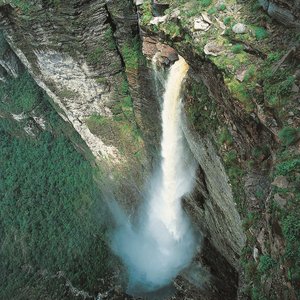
(138, 0, 299, 299)
(0, 0, 161, 211)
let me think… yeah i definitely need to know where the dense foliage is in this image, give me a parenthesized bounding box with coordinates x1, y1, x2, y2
(0, 67, 113, 299)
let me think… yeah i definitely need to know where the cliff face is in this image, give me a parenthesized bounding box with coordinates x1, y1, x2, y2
(139, 0, 299, 299)
(0, 0, 299, 299)
(0, 0, 161, 210)
(259, 0, 300, 27)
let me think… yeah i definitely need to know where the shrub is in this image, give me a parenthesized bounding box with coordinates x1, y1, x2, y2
(164, 22, 181, 37)
(258, 255, 276, 273)
(121, 37, 143, 69)
(141, 0, 152, 25)
(275, 158, 300, 176)
(224, 16, 233, 25)
(197, 0, 212, 7)
(218, 128, 233, 145)
(254, 27, 268, 40)
(224, 150, 237, 164)
(244, 66, 256, 82)
(278, 127, 300, 146)
(104, 28, 116, 50)
(218, 4, 226, 11)
(232, 44, 244, 54)
(207, 7, 217, 15)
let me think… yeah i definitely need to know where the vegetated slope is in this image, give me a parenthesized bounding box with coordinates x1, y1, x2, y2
(0, 53, 115, 300)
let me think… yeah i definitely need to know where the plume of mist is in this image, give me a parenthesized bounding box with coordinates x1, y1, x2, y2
(109, 57, 199, 295)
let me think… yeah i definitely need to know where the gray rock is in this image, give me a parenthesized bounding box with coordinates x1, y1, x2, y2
(182, 114, 245, 271)
(194, 17, 210, 31)
(236, 68, 247, 82)
(273, 193, 287, 208)
(204, 42, 224, 56)
(259, 0, 269, 10)
(292, 83, 299, 93)
(232, 23, 247, 34)
(150, 15, 167, 26)
(135, 0, 144, 5)
(272, 176, 289, 189)
(268, 3, 296, 26)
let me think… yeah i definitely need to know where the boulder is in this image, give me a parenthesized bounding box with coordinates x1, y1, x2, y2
(204, 42, 224, 56)
(232, 23, 246, 34)
(273, 193, 287, 208)
(157, 43, 178, 64)
(272, 176, 289, 189)
(194, 17, 210, 31)
(149, 15, 167, 26)
(236, 68, 247, 82)
(268, 3, 296, 26)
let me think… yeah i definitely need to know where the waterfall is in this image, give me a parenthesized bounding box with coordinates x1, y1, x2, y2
(111, 56, 197, 294)
(147, 56, 195, 240)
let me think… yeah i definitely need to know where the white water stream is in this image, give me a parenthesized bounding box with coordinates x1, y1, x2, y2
(111, 56, 197, 293)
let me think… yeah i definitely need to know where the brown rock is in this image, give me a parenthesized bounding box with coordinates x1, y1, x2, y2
(157, 43, 178, 63)
(142, 37, 158, 58)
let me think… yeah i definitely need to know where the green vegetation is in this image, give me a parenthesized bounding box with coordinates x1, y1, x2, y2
(207, 7, 217, 15)
(3, 0, 32, 12)
(104, 28, 116, 51)
(163, 22, 181, 37)
(272, 148, 300, 297)
(0, 71, 40, 114)
(218, 128, 233, 146)
(218, 4, 226, 11)
(263, 70, 295, 108)
(254, 27, 268, 40)
(232, 44, 244, 54)
(258, 255, 276, 273)
(0, 67, 114, 298)
(0, 130, 113, 298)
(275, 157, 300, 176)
(278, 127, 300, 146)
(197, 0, 212, 7)
(86, 75, 142, 157)
(227, 79, 252, 108)
(223, 16, 233, 25)
(243, 66, 256, 82)
(121, 37, 144, 70)
(185, 80, 218, 134)
(87, 44, 104, 65)
(140, 0, 152, 25)
(282, 212, 300, 286)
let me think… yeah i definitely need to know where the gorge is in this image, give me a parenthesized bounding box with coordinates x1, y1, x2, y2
(0, 0, 299, 299)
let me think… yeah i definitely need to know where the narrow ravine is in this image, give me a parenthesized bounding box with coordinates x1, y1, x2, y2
(111, 57, 198, 296)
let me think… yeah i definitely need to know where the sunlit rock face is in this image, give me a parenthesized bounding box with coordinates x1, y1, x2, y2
(0, 0, 160, 172)
(0, 1, 122, 162)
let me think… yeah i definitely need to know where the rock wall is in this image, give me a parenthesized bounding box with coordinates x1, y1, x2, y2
(259, 0, 300, 27)
(139, 0, 300, 299)
(0, 0, 161, 210)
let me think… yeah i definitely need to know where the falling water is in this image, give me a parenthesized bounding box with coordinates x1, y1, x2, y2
(111, 56, 197, 294)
